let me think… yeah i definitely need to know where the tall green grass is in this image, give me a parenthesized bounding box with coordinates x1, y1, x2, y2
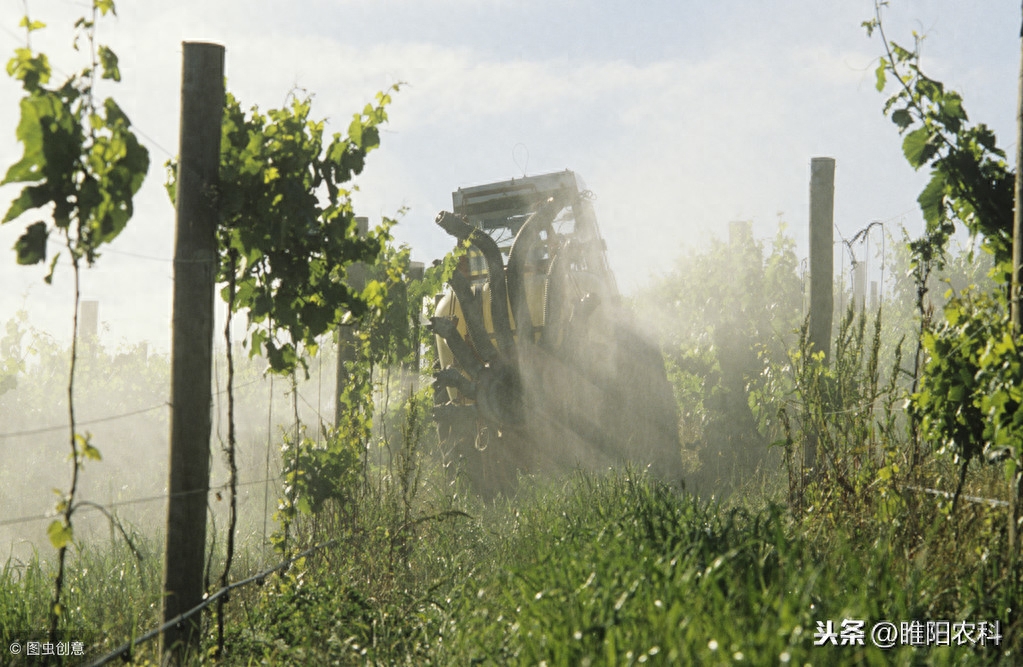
(428, 472, 1016, 666)
(2, 468, 1018, 665)
(1, 529, 163, 665)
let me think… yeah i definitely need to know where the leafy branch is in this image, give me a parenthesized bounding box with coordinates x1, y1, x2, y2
(864, 1, 1014, 264)
(2, 0, 148, 650)
(166, 86, 399, 377)
(164, 83, 400, 650)
(866, 1, 1023, 549)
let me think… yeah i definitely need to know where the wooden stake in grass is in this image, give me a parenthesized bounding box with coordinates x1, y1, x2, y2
(806, 157, 835, 473)
(1009, 0, 1023, 567)
(162, 41, 224, 663)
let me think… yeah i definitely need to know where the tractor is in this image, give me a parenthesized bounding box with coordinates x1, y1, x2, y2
(429, 170, 681, 497)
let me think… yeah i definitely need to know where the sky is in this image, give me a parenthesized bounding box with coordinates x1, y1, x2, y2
(0, 0, 1019, 352)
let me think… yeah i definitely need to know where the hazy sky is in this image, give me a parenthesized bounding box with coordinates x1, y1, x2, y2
(0, 0, 1018, 351)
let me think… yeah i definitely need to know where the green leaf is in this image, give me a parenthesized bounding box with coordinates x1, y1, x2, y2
(901, 127, 931, 168)
(76, 433, 102, 461)
(891, 108, 912, 131)
(347, 115, 363, 148)
(97, 45, 120, 82)
(7, 47, 52, 90)
(3, 184, 49, 223)
(18, 16, 46, 32)
(47, 519, 73, 549)
(917, 171, 945, 228)
(2, 97, 47, 184)
(95, 0, 117, 16)
(874, 58, 887, 92)
(14, 221, 48, 265)
(44, 252, 60, 284)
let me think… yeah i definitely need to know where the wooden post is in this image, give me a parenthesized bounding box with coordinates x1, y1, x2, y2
(79, 300, 98, 342)
(1008, 2, 1023, 565)
(407, 261, 425, 390)
(335, 216, 369, 429)
(728, 220, 752, 249)
(853, 262, 866, 312)
(808, 157, 835, 361)
(162, 42, 224, 663)
(806, 157, 835, 472)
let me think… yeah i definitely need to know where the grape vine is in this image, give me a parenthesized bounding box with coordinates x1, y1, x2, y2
(2, 0, 149, 649)
(866, 1, 1022, 549)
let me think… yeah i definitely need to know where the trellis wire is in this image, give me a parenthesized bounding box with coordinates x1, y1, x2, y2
(84, 537, 340, 667)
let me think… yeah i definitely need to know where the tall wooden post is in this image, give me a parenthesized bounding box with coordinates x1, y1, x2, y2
(806, 157, 835, 471)
(162, 42, 224, 662)
(335, 216, 369, 428)
(1008, 3, 1023, 565)
(853, 262, 866, 312)
(808, 157, 835, 361)
(407, 261, 425, 387)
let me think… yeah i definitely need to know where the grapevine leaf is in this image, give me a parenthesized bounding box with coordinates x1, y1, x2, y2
(97, 45, 120, 81)
(14, 221, 48, 264)
(891, 108, 912, 131)
(44, 252, 60, 284)
(76, 433, 102, 461)
(347, 115, 363, 148)
(2, 97, 47, 184)
(95, 0, 116, 17)
(3, 184, 50, 223)
(47, 520, 73, 549)
(18, 16, 46, 32)
(901, 127, 930, 168)
(917, 171, 945, 229)
(6, 47, 51, 90)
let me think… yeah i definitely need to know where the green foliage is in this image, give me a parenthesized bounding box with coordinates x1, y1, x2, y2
(4, 458, 1021, 663)
(0, 310, 29, 396)
(431, 473, 1018, 665)
(166, 86, 399, 375)
(1, 534, 163, 664)
(755, 303, 906, 516)
(3, 1, 148, 280)
(866, 4, 1021, 525)
(635, 223, 802, 493)
(915, 288, 1022, 471)
(275, 425, 362, 532)
(2, 2, 149, 645)
(272, 240, 434, 554)
(865, 10, 1013, 263)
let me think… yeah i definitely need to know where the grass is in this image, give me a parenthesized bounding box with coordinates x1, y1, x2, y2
(1, 529, 163, 664)
(3, 464, 1019, 666)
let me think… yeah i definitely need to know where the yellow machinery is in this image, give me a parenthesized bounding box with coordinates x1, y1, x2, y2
(430, 171, 681, 496)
